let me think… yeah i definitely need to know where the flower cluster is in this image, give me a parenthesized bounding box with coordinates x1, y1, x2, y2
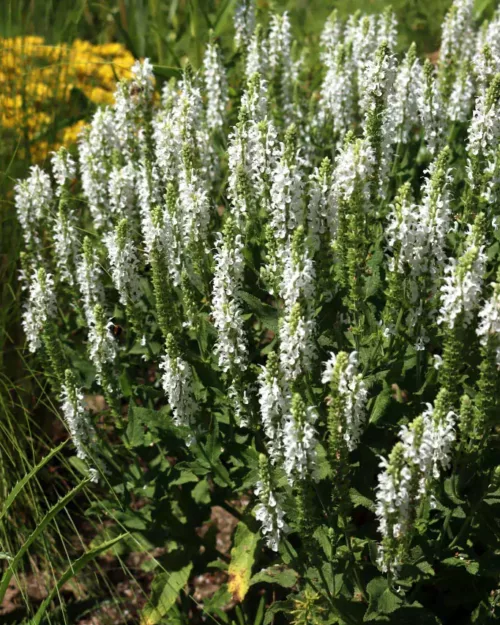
(14, 1, 500, 583)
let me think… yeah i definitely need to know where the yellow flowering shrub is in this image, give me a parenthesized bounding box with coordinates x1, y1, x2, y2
(0, 36, 135, 163)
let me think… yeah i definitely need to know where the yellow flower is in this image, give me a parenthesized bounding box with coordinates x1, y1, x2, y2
(0, 35, 136, 162)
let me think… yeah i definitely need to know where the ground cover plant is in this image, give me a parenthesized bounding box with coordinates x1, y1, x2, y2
(8, 0, 500, 622)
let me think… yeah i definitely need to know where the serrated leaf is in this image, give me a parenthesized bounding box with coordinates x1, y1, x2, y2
(228, 519, 260, 602)
(141, 563, 192, 625)
(350, 488, 375, 512)
(250, 565, 298, 588)
(365, 577, 402, 621)
(313, 526, 333, 559)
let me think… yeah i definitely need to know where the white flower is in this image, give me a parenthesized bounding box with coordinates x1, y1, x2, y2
(104, 224, 142, 306)
(108, 162, 137, 221)
(22, 268, 57, 353)
(258, 354, 287, 464)
(438, 224, 487, 329)
(15, 165, 53, 247)
(78, 107, 115, 229)
(88, 312, 118, 392)
(60, 374, 98, 481)
(319, 42, 356, 140)
(388, 47, 421, 144)
(269, 144, 305, 244)
(376, 396, 456, 571)
(417, 62, 445, 155)
(76, 242, 105, 324)
(212, 227, 248, 374)
(160, 346, 198, 429)
(283, 394, 319, 484)
(203, 42, 228, 131)
(234, 0, 256, 49)
(322, 351, 368, 451)
(255, 481, 288, 551)
(52, 201, 78, 286)
(477, 280, 500, 365)
(51, 148, 76, 195)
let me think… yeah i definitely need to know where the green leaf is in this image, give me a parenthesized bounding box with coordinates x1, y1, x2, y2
(263, 601, 294, 625)
(141, 563, 193, 625)
(228, 518, 260, 602)
(364, 577, 403, 621)
(350, 488, 376, 512)
(250, 565, 298, 588)
(369, 386, 392, 424)
(313, 526, 333, 560)
(237, 290, 279, 332)
(192, 479, 211, 504)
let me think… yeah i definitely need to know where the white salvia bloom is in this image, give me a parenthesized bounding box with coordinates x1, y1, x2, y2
(108, 162, 137, 221)
(152, 108, 181, 187)
(269, 144, 305, 244)
(212, 227, 248, 374)
(322, 351, 369, 451)
(389, 46, 421, 144)
(78, 107, 115, 229)
(386, 184, 419, 274)
(477, 280, 500, 365)
(255, 481, 288, 551)
(113, 58, 155, 154)
(447, 61, 476, 122)
(440, 0, 475, 70)
(15, 165, 53, 246)
(467, 77, 500, 159)
(307, 160, 333, 250)
(178, 167, 212, 249)
(258, 357, 287, 464)
(22, 268, 57, 353)
(279, 307, 316, 382)
(246, 27, 269, 80)
(51, 148, 76, 195)
(268, 12, 296, 121)
(347, 14, 378, 86)
(60, 375, 98, 482)
(404, 150, 453, 285)
(377, 10, 398, 53)
(438, 225, 487, 329)
(88, 311, 118, 392)
(376, 396, 456, 572)
(203, 42, 228, 131)
(283, 394, 319, 484)
(160, 343, 198, 429)
(417, 62, 445, 155)
(247, 117, 278, 206)
(52, 201, 78, 286)
(104, 224, 142, 306)
(227, 123, 252, 228)
(240, 73, 269, 122)
(280, 235, 316, 308)
(320, 11, 342, 66)
(76, 242, 105, 324)
(329, 138, 374, 235)
(233, 0, 256, 49)
(319, 43, 356, 140)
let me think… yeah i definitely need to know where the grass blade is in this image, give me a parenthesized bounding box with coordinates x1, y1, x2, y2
(0, 478, 89, 603)
(0, 440, 68, 523)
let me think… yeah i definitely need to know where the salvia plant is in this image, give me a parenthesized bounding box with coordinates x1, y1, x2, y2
(14, 1, 500, 623)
